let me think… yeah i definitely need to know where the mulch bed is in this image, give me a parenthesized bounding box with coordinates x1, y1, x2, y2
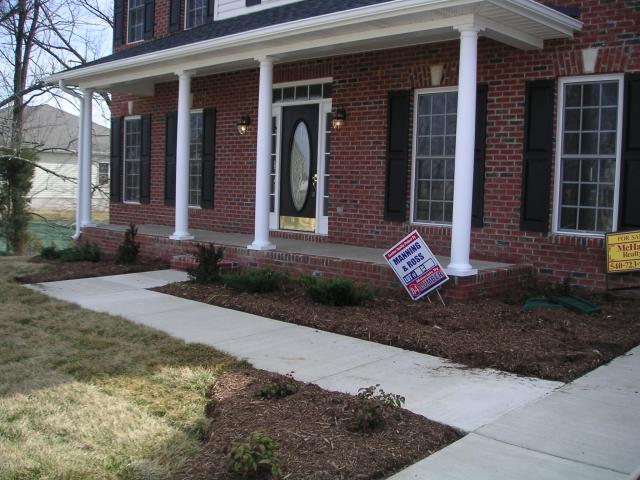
(176, 369, 459, 480)
(16, 257, 170, 283)
(154, 281, 640, 383)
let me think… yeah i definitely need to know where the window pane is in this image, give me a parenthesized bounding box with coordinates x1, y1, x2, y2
(189, 112, 203, 206)
(414, 91, 456, 223)
(565, 84, 581, 107)
(558, 79, 620, 233)
(578, 208, 596, 231)
(124, 118, 141, 202)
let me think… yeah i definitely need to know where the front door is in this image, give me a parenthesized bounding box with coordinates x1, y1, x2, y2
(279, 104, 319, 232)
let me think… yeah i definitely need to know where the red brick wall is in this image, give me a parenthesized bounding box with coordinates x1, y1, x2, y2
(109, 0, 640, 290)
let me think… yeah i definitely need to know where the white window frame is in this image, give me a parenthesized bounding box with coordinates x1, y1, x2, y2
(185, 0, 207, 30)
(127, 0, 145, 44)
(188, 109, 204, 209)
(410, 85, 458, 227)
(123, 115, 142, 204)
(552, 74, 624, 237)
(97, 162, 109, 185)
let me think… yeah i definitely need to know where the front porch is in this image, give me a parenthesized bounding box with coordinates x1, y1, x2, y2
(82, 223, 533, 301)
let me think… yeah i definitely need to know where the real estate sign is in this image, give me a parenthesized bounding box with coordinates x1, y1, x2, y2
(383, 230, 449, 300)
(606, 230, 640, 273)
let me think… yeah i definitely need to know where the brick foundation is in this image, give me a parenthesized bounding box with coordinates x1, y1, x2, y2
(82, 226, 536, 302)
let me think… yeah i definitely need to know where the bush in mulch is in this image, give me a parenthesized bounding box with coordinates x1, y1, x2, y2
(38, 241, 102, 263)
(115, 223, 140, 265)
(350, 384, 405, 433)
(257, 373, 298, 400)
(188, 244, 225, 284)
(223, 268, 288, 294)
(227, 432, 283, 479)
(301, 276, 375, 307)
(173, 370, 459, 480)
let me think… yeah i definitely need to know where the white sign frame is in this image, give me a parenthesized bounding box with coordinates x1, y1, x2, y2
(383, 230, 449, 301)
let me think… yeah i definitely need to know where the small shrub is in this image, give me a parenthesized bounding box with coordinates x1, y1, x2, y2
(350, 384, 405, 433)
(39, 243, 60, 260)
(59, 241, 101, 262)
(227, 432, 282, 479)
(188, 244, 225, 284)
(222, 268, 286, 294)
(115, 223, 140, 264)
(301, 276, 374, 306)
(258, 374, 298, 400)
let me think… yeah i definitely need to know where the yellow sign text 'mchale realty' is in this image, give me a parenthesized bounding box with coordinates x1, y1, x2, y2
(606, 230, 640, 274)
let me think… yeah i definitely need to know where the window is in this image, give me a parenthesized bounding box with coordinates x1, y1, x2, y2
(270, 115, 277, 212)
(556, 77, 622, 234)
(98, 163, 109, 185)
(413, 89, 457, 224)
(128, 0, 145, 43)
(124, 117, 142, 202)
(246, 0, 261, 6)
(189, 112, 203, 206)
(186, 0, 207, 29)
(272, 82, 332, 104)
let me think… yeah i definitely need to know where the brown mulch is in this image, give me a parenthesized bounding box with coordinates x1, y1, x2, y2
(154, 281, 640, 383)
(176, 369, 459, 480)
(16, 257, 170, 283)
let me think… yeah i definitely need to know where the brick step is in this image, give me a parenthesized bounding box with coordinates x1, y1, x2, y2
(170, 254, 239, 273)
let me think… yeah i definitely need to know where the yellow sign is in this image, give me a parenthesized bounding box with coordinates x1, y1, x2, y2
(606, 230, 640, 273)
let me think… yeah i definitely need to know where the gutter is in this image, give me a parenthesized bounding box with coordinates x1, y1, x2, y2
(58, 80, 84, 241)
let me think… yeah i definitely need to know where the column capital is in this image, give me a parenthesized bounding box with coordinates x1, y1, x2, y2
(175, 69, 195, 79)
(453, 23, 483, 35)
(254, 55, 276, 64)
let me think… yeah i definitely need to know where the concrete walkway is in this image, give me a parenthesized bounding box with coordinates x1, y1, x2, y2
(28, 270, 640, 479)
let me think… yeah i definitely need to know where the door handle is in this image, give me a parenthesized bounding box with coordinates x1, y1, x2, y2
(312, 173, 318, 189)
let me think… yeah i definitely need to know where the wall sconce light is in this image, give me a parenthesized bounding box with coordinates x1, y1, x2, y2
(331, 108, 347, 130)
(237, 116, 251, 135)
(429, 64, 444, 87)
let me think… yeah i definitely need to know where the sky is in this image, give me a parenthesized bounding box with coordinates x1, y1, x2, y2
(34, 0, 114, 128)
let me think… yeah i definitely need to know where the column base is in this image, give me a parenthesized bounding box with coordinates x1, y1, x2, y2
(170, 232, 194, 241)
(445, 263, 478, 277)
(80, 222, 96, 228)
(247, 241, 276, 251)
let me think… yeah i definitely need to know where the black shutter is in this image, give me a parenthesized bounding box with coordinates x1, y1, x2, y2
(169, 0, 180, 32)
(619, 73, 640, 230)
(110, 117, 122, 202)
(113, 0, 124, 47)
(201, 108, 216, 209)
(139, 114, 152, 204)
(520, 80, 555, 233)
(164, 112, 177, 206)
(207, 0, 215, 21)
(144, 0, 155, 39)
(246, 0, 261, 6)
(384, 91, 410, 221)
(472, 84, 489, 228)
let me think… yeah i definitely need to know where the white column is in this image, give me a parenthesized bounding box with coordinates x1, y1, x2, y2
(170, 71, 194, 240)
(248, 57, 276, 250)
(447, 26, 480, 276)
(73, 94, 85, 238)
(80, 89, 96, 227)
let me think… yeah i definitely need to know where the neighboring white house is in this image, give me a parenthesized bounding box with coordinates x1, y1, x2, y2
(0, 104, 110, 213)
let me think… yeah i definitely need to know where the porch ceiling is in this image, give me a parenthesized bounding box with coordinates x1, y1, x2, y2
(48, 0, 582, 95)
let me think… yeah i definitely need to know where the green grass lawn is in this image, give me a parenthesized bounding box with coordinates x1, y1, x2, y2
(0, 257, 243, 479)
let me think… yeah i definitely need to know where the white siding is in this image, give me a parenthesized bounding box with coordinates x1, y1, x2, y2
(30, 152, 110, 212)
(216, 0, 302, 20)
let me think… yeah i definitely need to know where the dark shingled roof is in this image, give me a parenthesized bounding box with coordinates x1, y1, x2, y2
(68, 0, 398, 72)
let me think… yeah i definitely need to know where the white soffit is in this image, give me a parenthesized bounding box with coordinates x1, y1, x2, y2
(48, 0, 582, 91)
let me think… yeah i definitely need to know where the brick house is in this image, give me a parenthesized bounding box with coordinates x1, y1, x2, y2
(49, 0, 640, 295)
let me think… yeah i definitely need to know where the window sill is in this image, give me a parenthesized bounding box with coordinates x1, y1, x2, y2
(188, 205, 202, 210)
(410, 221, 452, 228)
(123, 201, 141, 205)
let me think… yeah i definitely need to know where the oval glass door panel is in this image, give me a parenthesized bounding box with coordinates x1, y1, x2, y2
(289, 121, 311, 212)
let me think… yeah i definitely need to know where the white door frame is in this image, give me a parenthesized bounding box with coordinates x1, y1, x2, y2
(269, 81, 332, 235)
